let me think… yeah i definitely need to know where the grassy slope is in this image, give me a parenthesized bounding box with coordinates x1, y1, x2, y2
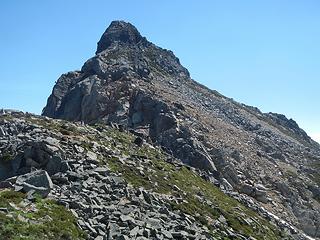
(0, 190, 86, 240)
(96, 125, 289, 240)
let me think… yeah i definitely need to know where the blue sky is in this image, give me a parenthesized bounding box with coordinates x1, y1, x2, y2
(0, 1, 319, 142)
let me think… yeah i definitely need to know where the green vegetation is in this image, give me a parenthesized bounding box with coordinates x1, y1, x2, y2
(0, 151, 14, 163)
(97, 126, 287, 240)
(0, 190, 86, 240)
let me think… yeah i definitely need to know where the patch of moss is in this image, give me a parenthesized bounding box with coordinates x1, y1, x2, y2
(0, 152, 14, 163)
(0, 190, 86, 240)
(0, 190, 24, 208)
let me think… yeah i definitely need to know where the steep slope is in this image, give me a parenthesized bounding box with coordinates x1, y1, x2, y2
(0, 110, 292, 239)
(43, 21, 320, 238)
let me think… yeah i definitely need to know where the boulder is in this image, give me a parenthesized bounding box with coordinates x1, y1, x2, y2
(15, 170, 53, 198)
(133, 136, 144, 147)
(0, 127, 6, 136)
(11, 141, 67, 176)
(240, 183, 254, 195)
(255, 189, 268, 203)
(276, 182, 292, 198)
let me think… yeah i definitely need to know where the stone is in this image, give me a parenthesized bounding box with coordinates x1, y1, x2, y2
(120, 214, 134, 224)
(162, 230, 173, 239)
(0, 127, 6, 136)
(67, 172, 82, 181)
(221, 178, 233, 191)
(87, 151, 98, 163)
(51, 172, 69, 184)
(0, 181, 14, 189)
(129, 226, 139, 237)
(276, 182, 292, 197)
(94, 236, 104, 240)
(132, 112, 143, 125)
(146, 217, 162, 230)
(9, 141, 66, 176)
(255, 194, 268, 203)
(107, 222, 120, 238)
(218, 215, 227, 224)
(118, 235, 130, 240)
(15, 170, 53, 198)
(240, 183, 254, 195)
(172, 231, 188, 238)
(45, 156, 66, 175)
(0, 207, 8, 213)
(94, 167, 110, 176)
(133, 136, 143, 147)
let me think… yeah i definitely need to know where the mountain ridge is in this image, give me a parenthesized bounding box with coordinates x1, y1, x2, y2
(41, 21, 320, 238)
(1, 20, 319, 239)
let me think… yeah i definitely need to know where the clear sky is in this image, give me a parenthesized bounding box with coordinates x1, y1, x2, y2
(0, 1, 319, 142)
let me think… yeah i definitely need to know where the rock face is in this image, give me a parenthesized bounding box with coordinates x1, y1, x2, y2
(96, 21, 145, 54)
(42, 21, 320, 238)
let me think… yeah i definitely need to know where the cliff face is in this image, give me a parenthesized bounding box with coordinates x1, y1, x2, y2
(42, 20, 320, 238)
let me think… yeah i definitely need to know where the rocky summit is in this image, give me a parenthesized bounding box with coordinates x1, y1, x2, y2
(0, 20, 319, 239)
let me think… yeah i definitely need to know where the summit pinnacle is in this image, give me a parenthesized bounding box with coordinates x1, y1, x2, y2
(96, 20, 145, 54)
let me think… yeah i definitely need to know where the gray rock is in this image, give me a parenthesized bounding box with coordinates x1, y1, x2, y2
(240, 183, 255, 195)
(94, 167, 110, 176)
(146, 217, 162, 230)
(255, 189, 268, 203)
(9, 141, 66, 176)
(120, 214, 134, 224)
(133, 136, 144, 147)
(132, 112, 143, 125)
(15, 170, 53, 198)
(0, 180, 14, 189)
(118, 235, 130, 240)
(129, 226, 139, 237)
(276, 182, 292, 197)
(0, 207, 8, 213)
(0, 127, 6, 136)
(162, 230, 173, 239)
(107, 222, 120, 239)
(96, 21, 144, 54)
(87, 151, 98, 163)
(94, 236, 104, 240)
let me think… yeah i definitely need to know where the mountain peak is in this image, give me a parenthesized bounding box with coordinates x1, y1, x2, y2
(96, 20, 144, 54)
(43, 21, 320, 239)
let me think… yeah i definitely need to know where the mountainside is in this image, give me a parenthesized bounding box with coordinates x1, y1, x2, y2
(42, 21, 320, 238)
(1, 20, 318, 239)
(0, 110, 292, 239)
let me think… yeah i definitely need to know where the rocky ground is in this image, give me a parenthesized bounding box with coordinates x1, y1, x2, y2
(0, 110, 300, 239)
(41, 21, 320, 238)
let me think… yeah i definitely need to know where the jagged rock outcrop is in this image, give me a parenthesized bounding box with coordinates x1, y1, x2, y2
(96, 21, 145, 54)
(42, 21, 320, 238)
